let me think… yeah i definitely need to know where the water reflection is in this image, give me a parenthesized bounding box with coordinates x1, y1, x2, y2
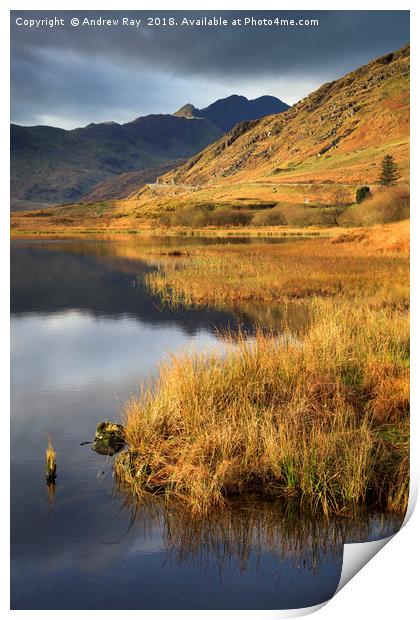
(11, 238, 310, 335)
(118, 493, 401, 575)
(10, 238, 400, 610)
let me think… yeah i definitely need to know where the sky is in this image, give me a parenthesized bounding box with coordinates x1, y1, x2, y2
(10, 10, 409, 129)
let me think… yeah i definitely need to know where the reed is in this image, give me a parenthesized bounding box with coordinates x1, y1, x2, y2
(45, 435, 57, 483)
(144, 232, 408, 310)
(115, 229, 409, 515)
(115, 298, 409, 515)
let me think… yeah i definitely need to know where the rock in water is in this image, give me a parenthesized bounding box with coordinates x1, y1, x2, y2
(92, 422, 126, 456)
(92, 439, 125, 456)
(95, 421, 125, 441)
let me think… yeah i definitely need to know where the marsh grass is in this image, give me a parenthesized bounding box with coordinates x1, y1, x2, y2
(115, 234, 409, 515)
(45, 435, 57, 482)
(144, 238, 408, 309)
(116, 299, 409, 514)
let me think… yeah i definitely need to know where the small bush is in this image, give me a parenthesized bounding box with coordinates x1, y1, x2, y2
(252, 204, 343, 227)
(169, 204, 212, 227)
(339, 188, 409, 227)
(168, 204, 252, 227)
(286, 204, 343, 227)
(355, 186, 371, 204)
(252, 208, 287, 226)
(209, 207, 252, 227)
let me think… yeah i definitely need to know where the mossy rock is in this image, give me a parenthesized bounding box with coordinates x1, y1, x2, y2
(92, 438, 125, 456)
(95, 422, 125, 441)
(92, 422, 126, 455)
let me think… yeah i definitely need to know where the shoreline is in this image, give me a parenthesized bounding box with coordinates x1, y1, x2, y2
(110, 229, 409, 514)
(10, 220, 408, 246)
(10, 225, 340, 240)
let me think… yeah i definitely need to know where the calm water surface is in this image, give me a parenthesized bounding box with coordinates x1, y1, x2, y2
(11, 237, 401, 610)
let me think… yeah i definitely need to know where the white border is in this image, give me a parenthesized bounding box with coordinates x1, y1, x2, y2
(2, 1, 418, 618)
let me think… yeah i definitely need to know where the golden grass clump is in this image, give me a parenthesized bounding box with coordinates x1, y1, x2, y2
(115, 298, 409, 515)
(113, 231, 409, 515)
(45, 435, 57, 482)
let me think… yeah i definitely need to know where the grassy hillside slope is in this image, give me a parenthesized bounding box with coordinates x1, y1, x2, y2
(120, 44, 409, 217)
(11, 45, 409, 235)
(79, 159, 186, 203)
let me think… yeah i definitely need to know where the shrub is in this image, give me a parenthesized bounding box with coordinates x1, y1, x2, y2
(339, 188, 410, 227)
(252, 204, 343, 227)
(169, 204, 212, 227)
(251, 208, 287, 226)
(332, 187, 351, 206)
(209, 207, 252, 227)
(168, 204, 252, 227)
(356, 186, 371, 204)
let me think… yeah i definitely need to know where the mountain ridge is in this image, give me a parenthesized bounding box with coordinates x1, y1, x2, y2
(10, 114, 221, 206)
(159, 45, 409, 189)
(173, 95, 289, 132)
(11, 45, 410, 234)
(11, 93, 288, 208)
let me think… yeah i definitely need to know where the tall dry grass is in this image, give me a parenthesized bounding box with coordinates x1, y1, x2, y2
(144, 239, 408, 308)
(116, 298, 409, 515)
(115, 234, 409, 515)
(45, 435, 57, 482)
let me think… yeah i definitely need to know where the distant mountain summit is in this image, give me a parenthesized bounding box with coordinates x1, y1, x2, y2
(174, 94, 289, 132)
(173, 103, 202, 119)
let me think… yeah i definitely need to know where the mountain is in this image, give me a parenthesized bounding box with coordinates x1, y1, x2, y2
(11, 45, 409, 235)
(158, 46, 408, 193)
(11, 94, 288, 208)
(10, 115, 221, 207)
(173, 95, 289, 132)
(173, 104, 201, 119)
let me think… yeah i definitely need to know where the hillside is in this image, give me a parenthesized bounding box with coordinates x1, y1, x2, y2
(166, 46, 409, 187)
(11, 93, 288, 207)
(118, 44, 409, 217)
(173, 95, 289, 132)
(11, 115, 221, 206)
(11, 45, 410, 236)
(79, 159, 186, 203)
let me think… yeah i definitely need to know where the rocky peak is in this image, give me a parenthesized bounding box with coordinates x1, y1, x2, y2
(173, 103, 201, 119)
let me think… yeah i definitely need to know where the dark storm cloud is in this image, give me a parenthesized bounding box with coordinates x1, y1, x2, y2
(11, 10, 409, 128)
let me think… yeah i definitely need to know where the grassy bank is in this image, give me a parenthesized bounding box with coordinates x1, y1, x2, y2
(115, 227, 409, 515)
(144, 223, 408, 308)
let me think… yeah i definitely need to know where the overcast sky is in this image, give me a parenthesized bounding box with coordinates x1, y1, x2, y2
(11, 10, 409, 129)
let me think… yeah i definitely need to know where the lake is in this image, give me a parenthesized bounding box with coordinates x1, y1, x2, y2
(10, 237, 402, 610)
